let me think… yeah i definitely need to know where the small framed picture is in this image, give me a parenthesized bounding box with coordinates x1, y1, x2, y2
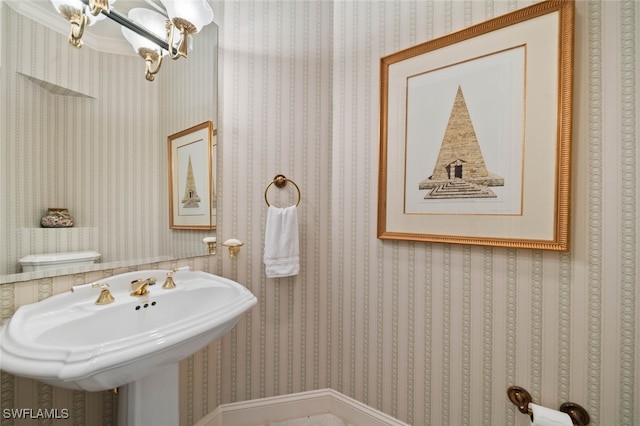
(168, 121, 216, 230)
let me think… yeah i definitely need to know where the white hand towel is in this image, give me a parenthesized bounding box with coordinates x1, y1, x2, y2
(264, 205, 299, 278)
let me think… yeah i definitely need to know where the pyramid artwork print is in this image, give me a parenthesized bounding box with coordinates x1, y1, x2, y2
(181, 155, 201, 208)
(419, 86, 504, 199)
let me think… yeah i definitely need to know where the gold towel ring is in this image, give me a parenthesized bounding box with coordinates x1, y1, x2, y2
(264, 174, 301, 207)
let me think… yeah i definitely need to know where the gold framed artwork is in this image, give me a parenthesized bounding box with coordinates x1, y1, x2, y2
(168, 121, 216, 230)
(377, 0, 574, 251)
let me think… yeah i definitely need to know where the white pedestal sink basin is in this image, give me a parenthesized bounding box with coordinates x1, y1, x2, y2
(0, 268, 257, 392)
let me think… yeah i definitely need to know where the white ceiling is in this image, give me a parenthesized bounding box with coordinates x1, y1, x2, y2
(4, 0, 171, 56)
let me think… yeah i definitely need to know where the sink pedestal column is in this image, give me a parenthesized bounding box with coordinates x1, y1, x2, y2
(117, 363, 179, 426)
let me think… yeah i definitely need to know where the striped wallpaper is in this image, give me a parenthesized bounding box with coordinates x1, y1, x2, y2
(1, 1, 639, 426)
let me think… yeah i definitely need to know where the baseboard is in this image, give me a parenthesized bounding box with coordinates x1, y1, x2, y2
(195, 389, 409, 426)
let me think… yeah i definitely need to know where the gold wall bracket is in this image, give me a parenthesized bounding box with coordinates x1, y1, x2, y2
(202, 237, 217, 255)
(222, 238, 244, 258)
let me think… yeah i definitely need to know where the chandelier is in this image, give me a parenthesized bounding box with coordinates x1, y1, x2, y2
(50, 0, 214, 81)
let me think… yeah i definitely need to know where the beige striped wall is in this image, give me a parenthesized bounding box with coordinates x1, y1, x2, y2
(1, 1, 639, 426)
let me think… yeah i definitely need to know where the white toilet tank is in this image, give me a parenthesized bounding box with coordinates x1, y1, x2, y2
(19, 251, 101, 272)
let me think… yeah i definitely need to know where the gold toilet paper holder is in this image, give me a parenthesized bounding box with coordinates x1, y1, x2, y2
(507, 386, 590, 426)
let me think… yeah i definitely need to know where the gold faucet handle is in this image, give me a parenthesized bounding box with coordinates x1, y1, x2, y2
(163, 269, 178, 289)
(91, 282, 115, 305)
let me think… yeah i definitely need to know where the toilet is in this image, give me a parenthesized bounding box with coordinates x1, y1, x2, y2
(19, 251, 101, 272)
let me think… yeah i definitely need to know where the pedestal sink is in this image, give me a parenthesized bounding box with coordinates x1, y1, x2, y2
(0, 268, 257, 425)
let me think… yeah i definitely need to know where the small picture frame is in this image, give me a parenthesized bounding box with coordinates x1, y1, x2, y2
(377, 0, 574, 251)
(168, 121, 216, 230)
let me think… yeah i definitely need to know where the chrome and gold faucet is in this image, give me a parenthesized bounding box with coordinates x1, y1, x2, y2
(130, 277, 156, 297)
(92, 283, 114, 305)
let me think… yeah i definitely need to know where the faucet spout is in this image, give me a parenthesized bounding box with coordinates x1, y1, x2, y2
(130, 277, 156, 297)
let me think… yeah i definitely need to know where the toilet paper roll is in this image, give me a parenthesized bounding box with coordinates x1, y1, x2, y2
(529, 403, 574, 426)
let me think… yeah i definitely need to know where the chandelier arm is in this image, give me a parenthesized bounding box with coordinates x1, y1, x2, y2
(175, 27, 189, 59)
(145, 53, 163, 81)
(68, 12, 88, 48)
(166, 21, 181, 60)
(87, 0, 109, 16)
